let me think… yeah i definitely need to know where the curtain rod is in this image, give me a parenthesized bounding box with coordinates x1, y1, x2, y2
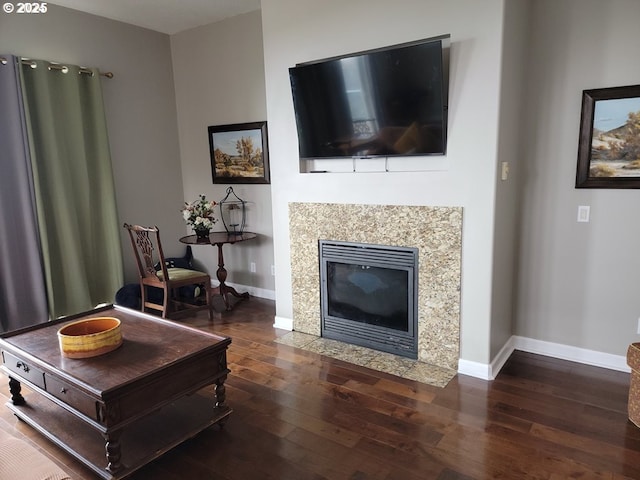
(0, 56, 113, 78)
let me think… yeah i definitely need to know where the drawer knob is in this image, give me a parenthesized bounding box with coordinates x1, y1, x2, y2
(15, 362, 30, 373)
(60, 388, 67, 394)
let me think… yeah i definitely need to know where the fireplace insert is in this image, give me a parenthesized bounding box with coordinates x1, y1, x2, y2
(319, 240, 418, 359)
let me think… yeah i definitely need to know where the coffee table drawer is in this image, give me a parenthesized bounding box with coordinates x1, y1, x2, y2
(2, 351, 45, 389)
(45, 374, 98, 420)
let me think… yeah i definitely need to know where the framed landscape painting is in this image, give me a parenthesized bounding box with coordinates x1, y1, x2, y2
(208, 122, 270, 184)
(576, 84, 640, 188)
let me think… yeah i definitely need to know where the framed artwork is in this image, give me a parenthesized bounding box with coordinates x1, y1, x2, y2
(576, 84, 640, 188)
(208, 121, 270, 184)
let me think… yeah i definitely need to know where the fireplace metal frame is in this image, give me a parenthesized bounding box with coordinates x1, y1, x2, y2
(319, 240, 418, 359)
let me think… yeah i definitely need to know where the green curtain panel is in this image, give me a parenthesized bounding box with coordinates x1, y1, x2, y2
(21, 60, 123, 318)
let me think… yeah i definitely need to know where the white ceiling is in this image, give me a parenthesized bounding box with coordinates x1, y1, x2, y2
(51, 0, 261, 35)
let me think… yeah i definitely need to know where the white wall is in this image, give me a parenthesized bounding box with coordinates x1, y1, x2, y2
(171, 11, 275, 295)
(261, 0, 505, 364)
(516, 0, 640, 356)
(0, 5, 185, 284)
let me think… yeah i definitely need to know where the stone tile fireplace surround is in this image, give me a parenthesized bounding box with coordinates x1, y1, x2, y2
(289, 202, 462, 372)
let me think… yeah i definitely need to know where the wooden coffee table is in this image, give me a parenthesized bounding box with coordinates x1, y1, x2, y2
(0, 305, 232, 479)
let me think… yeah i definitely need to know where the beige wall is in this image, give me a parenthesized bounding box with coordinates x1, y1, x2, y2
(0, 4, 185, 283)
(490, 0, 531, 359)
(516, 0, 640, 355)
(171, 11, 275, 297)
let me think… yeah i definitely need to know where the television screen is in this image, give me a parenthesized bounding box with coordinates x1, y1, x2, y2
(289, 35, 449, 160)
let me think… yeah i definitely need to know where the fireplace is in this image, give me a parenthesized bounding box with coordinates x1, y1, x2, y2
(319, 240, 418, 358)
(289, 202, 462, 371)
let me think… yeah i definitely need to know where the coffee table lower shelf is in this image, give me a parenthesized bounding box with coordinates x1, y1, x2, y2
(8, 387, 231, 479)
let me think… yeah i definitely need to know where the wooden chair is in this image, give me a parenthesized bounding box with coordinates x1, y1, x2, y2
(123, 223, 214, 321)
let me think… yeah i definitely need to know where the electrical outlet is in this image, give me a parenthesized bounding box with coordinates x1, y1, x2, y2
(271, 265, 275, 276)
(637, 317, 640, 334)
(250, 262, 256, 273)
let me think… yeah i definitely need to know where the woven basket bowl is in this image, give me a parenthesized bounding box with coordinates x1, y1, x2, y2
(57, 317, 123, 359)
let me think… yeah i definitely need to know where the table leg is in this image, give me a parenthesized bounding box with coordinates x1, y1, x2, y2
(8, 377, 25, 405)
(215, 377, 227, 409)
(214, 376, 230, 427)
(214, 243, 250, 311)
(104, 429, 122, 475)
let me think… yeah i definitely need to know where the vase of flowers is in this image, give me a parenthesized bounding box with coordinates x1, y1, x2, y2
(181, 194, 217, 239)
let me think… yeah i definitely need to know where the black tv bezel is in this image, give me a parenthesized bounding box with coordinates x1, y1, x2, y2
(290, 34, 451, 161)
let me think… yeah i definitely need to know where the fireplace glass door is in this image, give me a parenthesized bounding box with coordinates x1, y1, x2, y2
(319, 240, 418, 358)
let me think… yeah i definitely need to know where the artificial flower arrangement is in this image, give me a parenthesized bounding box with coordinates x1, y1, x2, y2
(181, 194, 217, 236)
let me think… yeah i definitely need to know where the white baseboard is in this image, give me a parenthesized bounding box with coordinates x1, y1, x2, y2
(457, 359, 493, 380)
(457, 337, 515, 380)
(512, 335, 630, 373)
(212, 281, 276, 301)
(273, 316, 293, 330)
(459, 335, 630, 381)
(490, 336, 516, 378)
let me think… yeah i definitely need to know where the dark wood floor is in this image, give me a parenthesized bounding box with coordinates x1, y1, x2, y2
(1, 297, 639, 479)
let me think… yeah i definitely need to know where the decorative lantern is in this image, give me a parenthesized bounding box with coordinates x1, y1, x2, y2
(219, 187, 246, 235)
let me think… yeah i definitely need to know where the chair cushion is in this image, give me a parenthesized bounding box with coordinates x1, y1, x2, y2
(157, 267, 208, 282)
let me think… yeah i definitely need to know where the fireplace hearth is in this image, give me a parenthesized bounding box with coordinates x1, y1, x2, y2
(319, 240, 418, 358)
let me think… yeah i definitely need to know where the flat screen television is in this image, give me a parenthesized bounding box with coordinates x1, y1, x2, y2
(289, 35, 450, 160)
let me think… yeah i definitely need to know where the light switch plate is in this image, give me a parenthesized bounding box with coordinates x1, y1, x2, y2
(577, 205, 590, 222)
(501, 162, 509, 181)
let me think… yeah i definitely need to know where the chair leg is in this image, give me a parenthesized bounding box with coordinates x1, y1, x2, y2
(140, 283, 146, 314)
(162, 286, 170, 318)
